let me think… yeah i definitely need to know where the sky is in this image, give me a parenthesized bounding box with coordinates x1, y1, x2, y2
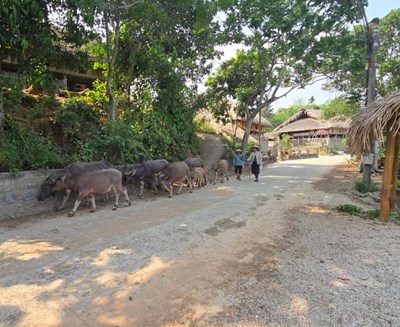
(214, 0, 400, 111)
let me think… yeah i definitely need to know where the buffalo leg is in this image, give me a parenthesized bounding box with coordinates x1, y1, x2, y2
(165, 183, 173, 198)
(89, 194, 96, 212)
(68, 193, 86, 217)
(188, 177, 193, 193)
(112, 185, 120, 210)
(60, 189, 71, 210)
(121, 186, 131, 206)
(177, 181, 184, 194)
(138, 177, 145, 197)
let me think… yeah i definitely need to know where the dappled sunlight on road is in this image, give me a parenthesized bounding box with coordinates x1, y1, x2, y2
(289, 295, 309, 315)
(0, 279, 66, 326)
(0, 240, 64, 262)
(92, 247, 134, 267)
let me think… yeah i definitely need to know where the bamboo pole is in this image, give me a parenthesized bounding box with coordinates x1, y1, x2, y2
(380, 117, 397, 222)
(389, 133, 400, 211)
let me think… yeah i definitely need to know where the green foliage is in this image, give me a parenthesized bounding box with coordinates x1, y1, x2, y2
(355, 180, 379, 193)
(366, 209, 380, 219)
(194, 116, 215, 134)
(377, 9, 400, 96)
(282, 135, 291, 151)
(336, 204, 364, 216)
(324, 9, 400, 101)
(0, 123, 64, 174)
(320, 96, 361, 120)
(269, 104, 314, 128)
(337, 205, 381, 219)
(54, 98, 103, 156)
(206, 0, 362, 150)
(81, 121, 145, 164)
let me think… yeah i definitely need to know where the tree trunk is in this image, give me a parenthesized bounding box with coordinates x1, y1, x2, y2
(241, 114, 253, 152)
(0, 62, 4, 136)
(104, 8, 120, 122)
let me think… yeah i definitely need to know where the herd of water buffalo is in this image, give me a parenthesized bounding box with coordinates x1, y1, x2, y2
(37, 158, 230, 217)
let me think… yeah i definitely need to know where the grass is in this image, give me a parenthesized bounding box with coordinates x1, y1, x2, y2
(336, 204, 381, 220)
(355, 180, 379, 193)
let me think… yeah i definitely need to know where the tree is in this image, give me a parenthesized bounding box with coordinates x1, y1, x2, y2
(324, 9, 400, 101)
(206, 0, 364, 151)
(377, 9, 400, 96)
(320, 96, 361, 120)
(0, 0, 94, 132)
(269, 104, 314, 128)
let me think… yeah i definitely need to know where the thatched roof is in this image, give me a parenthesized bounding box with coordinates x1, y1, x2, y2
(273, 109, 349, 134)
(348, 90, 400, 156)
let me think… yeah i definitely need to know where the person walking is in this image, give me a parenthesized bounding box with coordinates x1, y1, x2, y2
(233, 148, 245, 180)
(247, 145, 262, 182)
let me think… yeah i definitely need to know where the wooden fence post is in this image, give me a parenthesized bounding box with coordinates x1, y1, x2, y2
(390, 134, 400, 211)
(380, 118, 397, 222)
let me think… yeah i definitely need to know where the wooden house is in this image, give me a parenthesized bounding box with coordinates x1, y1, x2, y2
(236, 117, 272, 134)
(272, 109, 349, 150)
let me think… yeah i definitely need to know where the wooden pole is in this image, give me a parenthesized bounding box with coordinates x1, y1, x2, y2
(380, 118, 397, 222)
(389, 133, 400, 211)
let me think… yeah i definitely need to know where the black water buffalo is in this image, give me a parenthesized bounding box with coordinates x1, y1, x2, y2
(38, 161, 112, 209)
(184, 157, 204, 170)
(53, 168, 131, 217)
(155, 162, 193, 198)
(124, 159, 169, 197)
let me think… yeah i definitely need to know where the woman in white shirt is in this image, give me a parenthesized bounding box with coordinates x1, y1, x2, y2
(247, 145, 262, 182)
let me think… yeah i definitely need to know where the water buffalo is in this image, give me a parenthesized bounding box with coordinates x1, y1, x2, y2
(155, 162, 193, 198)
(184, 157, 204, 170)
(38, 161, 112, 209)
(191, 167, 206, 188)
(53, 168, 131, 217)
(124, 159, 169, 197)
(212, 159, 229, 184)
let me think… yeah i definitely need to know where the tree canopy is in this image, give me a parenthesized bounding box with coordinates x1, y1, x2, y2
(206, 0, 365, 151)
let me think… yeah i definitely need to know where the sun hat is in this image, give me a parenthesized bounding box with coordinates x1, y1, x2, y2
(235, 148, 242, 152)
(251, 145, 260, 150)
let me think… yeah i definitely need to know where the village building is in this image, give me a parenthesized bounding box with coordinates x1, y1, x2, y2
(1, 56, 104, 96)
(272, 108, 349, 151)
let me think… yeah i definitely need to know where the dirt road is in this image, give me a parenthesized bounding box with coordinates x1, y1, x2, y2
(0, 156, 374, 326)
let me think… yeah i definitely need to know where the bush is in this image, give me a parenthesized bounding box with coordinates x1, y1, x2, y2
(80, 121, 145, 164)
(336, 204, 364, 216)
(194, 116, 215, 134)
(0, 123, 64, 174)
(355, 180, 379, 193)
(366, 209, 380, 219)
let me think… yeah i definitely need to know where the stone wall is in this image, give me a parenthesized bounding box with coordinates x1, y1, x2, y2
(0, 169, 63, 220)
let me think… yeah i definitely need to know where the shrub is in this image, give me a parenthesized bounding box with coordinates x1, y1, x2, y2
(336, 204, 364, 216)
(355, 180, 379, 193)
(0, 123, 64, 174)
(81, 121, 145, 164)
(366, 209, 380, 219)
(194, 116, 215, 134)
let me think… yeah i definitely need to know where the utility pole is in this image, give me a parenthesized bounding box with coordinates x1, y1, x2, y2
(362, 17, 380, 184)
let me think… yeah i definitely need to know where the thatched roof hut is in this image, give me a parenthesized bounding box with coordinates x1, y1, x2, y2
(273, 109, 349, 135)
(348, 90, 400, 222)
(348, 90, 400, 155)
